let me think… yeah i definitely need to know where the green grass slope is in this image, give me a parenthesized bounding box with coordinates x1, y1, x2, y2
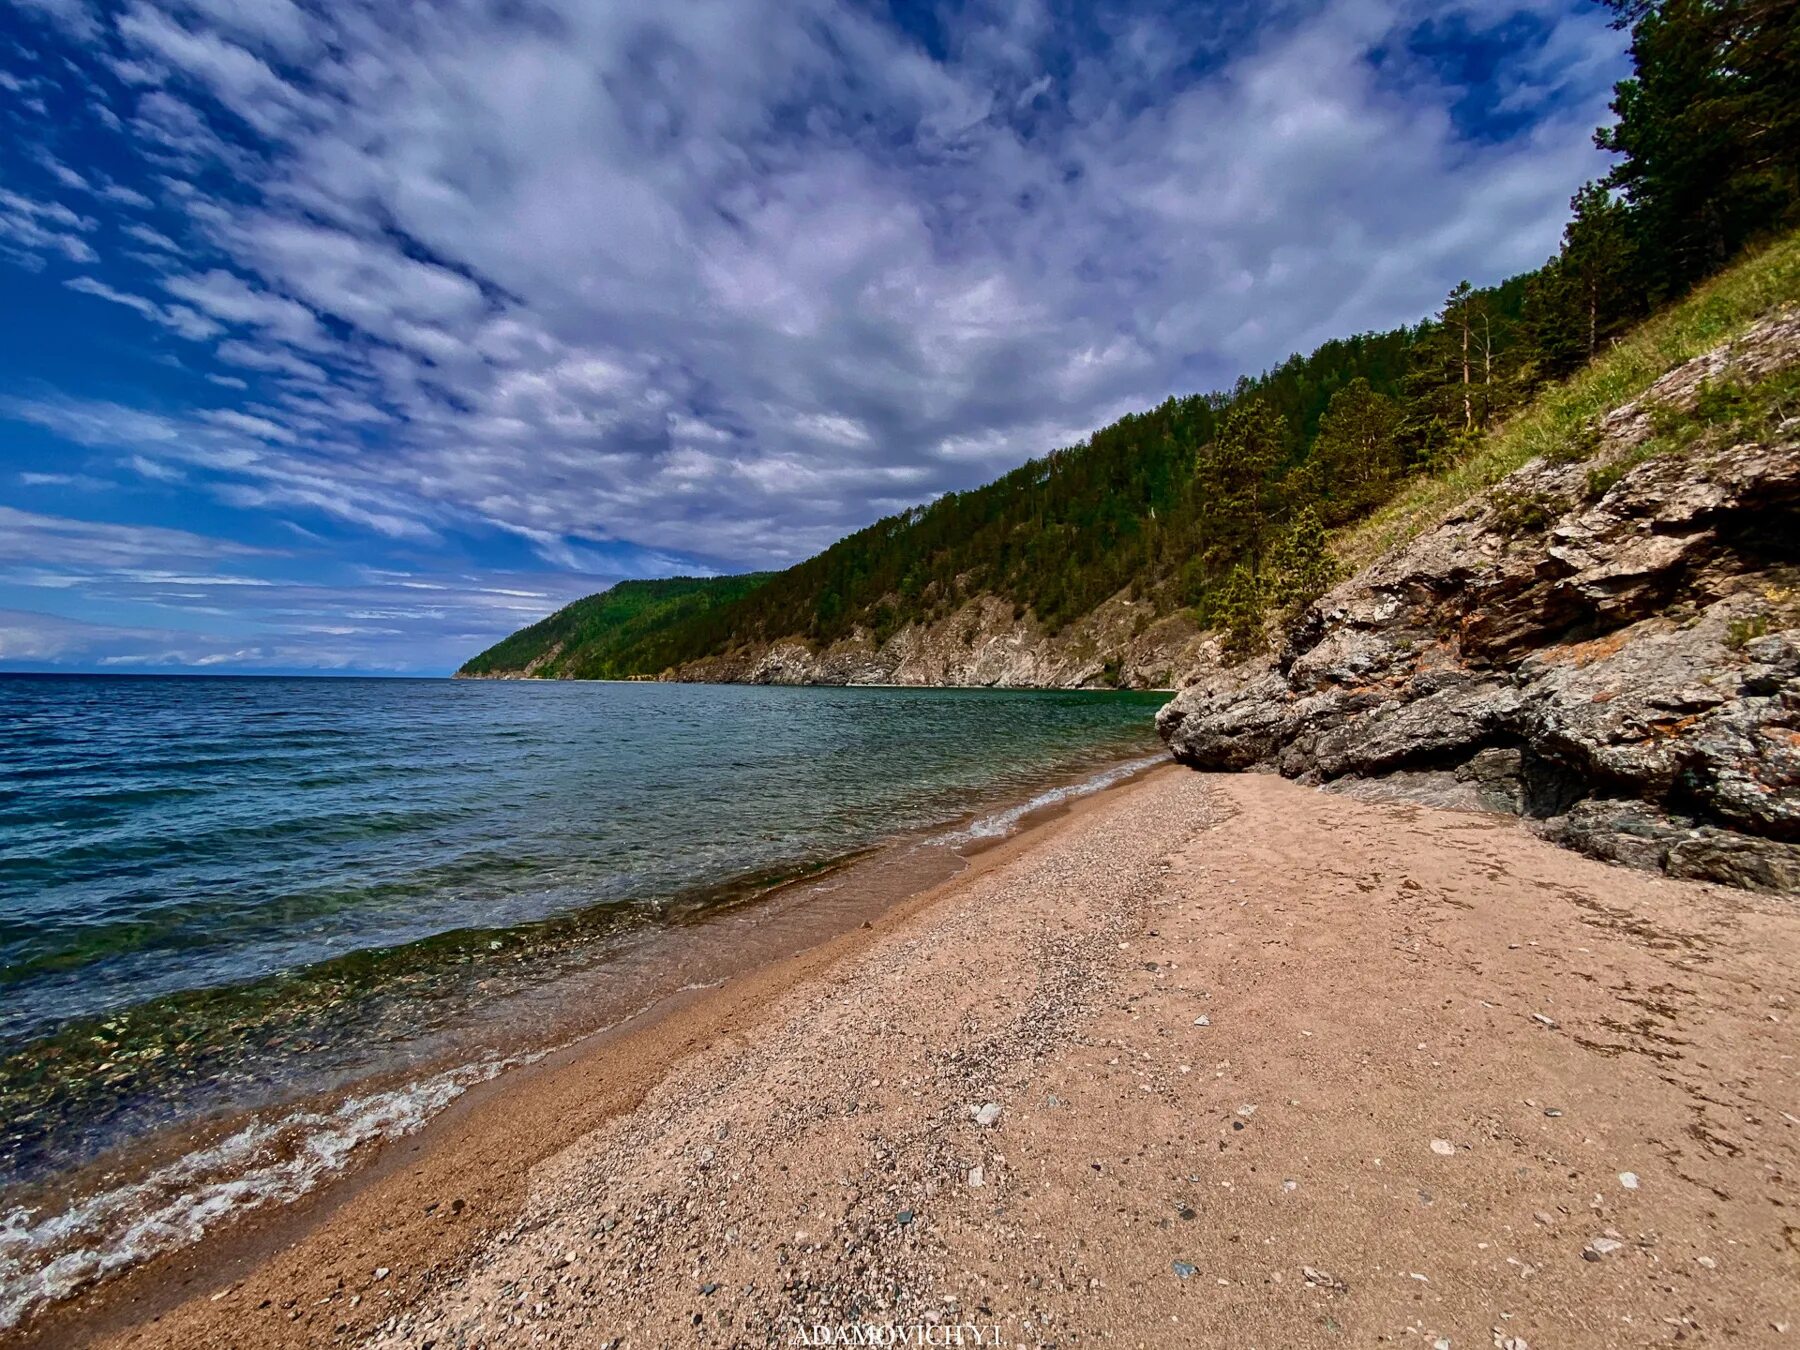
(1338, 231, 1800, 571)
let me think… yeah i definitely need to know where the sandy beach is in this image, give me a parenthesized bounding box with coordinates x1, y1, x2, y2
(23, 765, 1800, 1349)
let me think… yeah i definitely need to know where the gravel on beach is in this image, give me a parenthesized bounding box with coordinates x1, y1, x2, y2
(69, 769, 1800, 1349)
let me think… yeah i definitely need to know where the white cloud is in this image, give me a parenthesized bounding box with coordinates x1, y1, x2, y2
(115, 2, 322, 136)
(0, 0, 1631, 670)
(100, 182, 156, 209)
(161, 269, 329, 348)
(0, 504, 268, 567)
(171, 0, 315, 60)
(0, 188, 98, 267)
(0, 609, 157, 661)
(122, 222, 179, 251)
(214, 337, 328, 382)
(64, 274, 225, 339)
(7, 0, 99, 41)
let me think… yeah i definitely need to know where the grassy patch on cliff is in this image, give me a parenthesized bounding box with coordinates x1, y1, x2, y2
(1336, 230, 1800, 572)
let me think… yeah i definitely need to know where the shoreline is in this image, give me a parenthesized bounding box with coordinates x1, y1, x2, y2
(451, 673, 1180, 692)
(6, 752, 1170, 1348)
(19, 764, 1800, 1348)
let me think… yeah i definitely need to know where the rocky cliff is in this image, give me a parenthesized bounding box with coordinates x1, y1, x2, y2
(1158, 313, 1800, 892)
(663, 590, 1207, 689)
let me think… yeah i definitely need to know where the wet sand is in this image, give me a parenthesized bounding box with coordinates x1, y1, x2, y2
(24, 767, 1800, 1348)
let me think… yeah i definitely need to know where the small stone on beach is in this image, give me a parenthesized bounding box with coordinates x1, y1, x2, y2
(1301, 1265, 1347, 1293)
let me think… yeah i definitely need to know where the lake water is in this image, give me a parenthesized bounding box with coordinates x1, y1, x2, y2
(0, 674, 1166, 1325)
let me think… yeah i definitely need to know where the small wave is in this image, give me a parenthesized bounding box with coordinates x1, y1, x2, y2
(932, 753, 1166, 846)
(0, 1051, 534, 1331)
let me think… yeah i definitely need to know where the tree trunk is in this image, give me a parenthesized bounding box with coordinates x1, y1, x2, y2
(1461, 313, 1473, 431)
(1481, 314, 1493, 429)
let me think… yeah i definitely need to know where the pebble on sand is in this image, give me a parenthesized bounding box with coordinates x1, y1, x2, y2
(1300, 1265, 1347, 1293)
(1430, 1139, 1455, 1156)
(974, 1103, 1002, 1127)
(1619, 1172, 1639, 1190)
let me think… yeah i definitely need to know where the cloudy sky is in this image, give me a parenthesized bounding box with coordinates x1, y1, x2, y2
(0, 0, 1626, 674)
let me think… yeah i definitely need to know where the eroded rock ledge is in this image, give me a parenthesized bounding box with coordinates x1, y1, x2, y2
(1158, 314, 1800, 892)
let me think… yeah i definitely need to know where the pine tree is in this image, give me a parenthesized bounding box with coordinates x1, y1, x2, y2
(1267, 506, 1340, 611)
(1400, 284, 1494, 468)
(1599, 0, 1800, 293)
(1307, 378, 1401, 522)
(1524, 183, 1644, 378)
(1194, 398, 1285, 575)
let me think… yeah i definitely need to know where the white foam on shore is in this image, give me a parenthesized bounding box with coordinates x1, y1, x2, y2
(0, 1051, 537, 1331)
(933, 753, 1166, 846)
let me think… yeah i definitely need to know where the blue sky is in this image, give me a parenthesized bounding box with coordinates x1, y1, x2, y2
(0, 0, 1627, 675)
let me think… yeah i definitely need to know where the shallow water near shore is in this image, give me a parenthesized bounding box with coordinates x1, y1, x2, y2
(0, 674, 1166, 1327)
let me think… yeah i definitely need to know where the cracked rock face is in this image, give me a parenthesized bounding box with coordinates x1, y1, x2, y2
(666, 592, 1209, 691)
(1158, 315, 1800, 892)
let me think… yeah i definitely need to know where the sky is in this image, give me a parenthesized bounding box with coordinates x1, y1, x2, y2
(0, 0, 1628, 675)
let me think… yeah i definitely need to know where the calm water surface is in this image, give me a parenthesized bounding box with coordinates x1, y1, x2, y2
(0, 674, 1165, 1321)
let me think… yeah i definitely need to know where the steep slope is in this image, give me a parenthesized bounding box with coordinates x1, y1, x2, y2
(1159, 308, 1800, 891)
(457, 575, 772, 680)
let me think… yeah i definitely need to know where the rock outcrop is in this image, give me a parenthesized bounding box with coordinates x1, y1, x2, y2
(1158, 313, 1800, 892)
(665, 591, 1207, 690)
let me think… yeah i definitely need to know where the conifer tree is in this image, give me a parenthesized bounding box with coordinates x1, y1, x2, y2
(1307, 378, 1401, 521)
(1194, 398, 1285, 575)
(1599, 0, 1800, 293)
(1525, 182, 1643, 376)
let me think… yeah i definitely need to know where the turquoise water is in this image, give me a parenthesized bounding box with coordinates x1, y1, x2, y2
(0, 674, 1164, 1317)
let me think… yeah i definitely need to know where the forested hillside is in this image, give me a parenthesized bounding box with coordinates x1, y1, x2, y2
(462, 0, 1800, 683)
(458, 575, 772, 679)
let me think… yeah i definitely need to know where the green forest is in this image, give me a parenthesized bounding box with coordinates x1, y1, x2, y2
(462, 0, 1800, 679)
(459, 574, 772, 679)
